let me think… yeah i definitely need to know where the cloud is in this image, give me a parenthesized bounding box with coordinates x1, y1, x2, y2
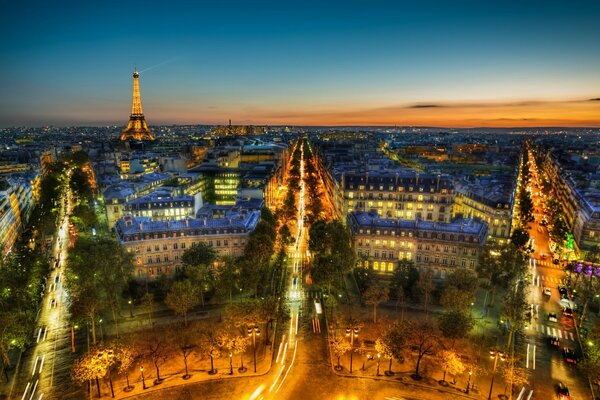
(589, 98, 600, 101)
(407, 104, 443, 109)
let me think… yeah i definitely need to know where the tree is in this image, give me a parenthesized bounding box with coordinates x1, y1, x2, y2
(134, 328, 171, 384)
(215, 256, 239, 303)
(510, 227, 529, 250)
(200, 328, 223, 375)
(437, 310, 474, 348)
(141, 292, 155, 326)
(405, 320, 440, 379)
(184, 264, 214, 308)
(502, 281, 529, 350)
(222, 334, 250, 373)
(113, 343, 136, 391)
(182, 242, 216, 268)
(376, 322, 406, 375)
(586, 245, 600, 264)
(70, 203, 98, 230)
(168, 322, 198, 379)
(330, 336, 351, 370)
(165, 280, 199, 326)
(66, 237, 132, 339)
(417, 269, 434, 317)
(363, 283, 389, 323)
(71, 346, 110, 399)
(579, 341, 600, 383)
(440, 287, 473, 312)
(279, 224, 292, 245)
(391, 260, 419, 305)
(500, 357, 528, 397)
(551, 216, 569, 244)
(0, 311, 32, 369)
(438, 350, 465, 384)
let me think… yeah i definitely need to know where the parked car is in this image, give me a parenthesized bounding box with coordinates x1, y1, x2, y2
(548, 312, 558, 322)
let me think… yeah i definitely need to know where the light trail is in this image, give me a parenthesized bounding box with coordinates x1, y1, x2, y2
(275, 339, 298, 393)
(28, 379, 39, 400)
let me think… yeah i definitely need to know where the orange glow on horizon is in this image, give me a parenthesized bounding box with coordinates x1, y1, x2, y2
(141, 98, 600, 128)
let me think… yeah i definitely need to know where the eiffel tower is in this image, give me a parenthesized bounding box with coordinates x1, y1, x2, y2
(121, 70, 154, 141)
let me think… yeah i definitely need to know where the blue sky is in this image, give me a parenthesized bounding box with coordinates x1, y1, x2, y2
(1, 1, 599, 126)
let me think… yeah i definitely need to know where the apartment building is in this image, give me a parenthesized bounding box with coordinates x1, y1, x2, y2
(115, 206, 260, 280)
(348, 211, 487, 280)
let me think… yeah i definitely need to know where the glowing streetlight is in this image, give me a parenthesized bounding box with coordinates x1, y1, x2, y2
(140, 366, 146, 390)
(248, 325, 261, 373)
(487, 350, 505, 400)
(345, 326, 359, 373)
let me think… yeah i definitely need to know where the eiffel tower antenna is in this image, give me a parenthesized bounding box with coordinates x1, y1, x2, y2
(121, 70, 154, 141)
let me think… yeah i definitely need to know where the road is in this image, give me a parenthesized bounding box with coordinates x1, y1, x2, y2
(8, 185, 85, 400)
(519, 147, 590, 399)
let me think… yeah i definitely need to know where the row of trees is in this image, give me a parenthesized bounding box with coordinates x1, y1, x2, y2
(65, 237, 133, 343)
(0, 245, 50, 374)
(72, 294, 289, 397)
(281, 140, 302, 221)
(1, 151, 96, 377)
(308, 220, 355, 293)
(302, 139, 325, 225)
(152, 205, 281, 328)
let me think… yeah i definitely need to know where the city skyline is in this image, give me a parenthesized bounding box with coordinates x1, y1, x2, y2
(1, 1, 600, 127)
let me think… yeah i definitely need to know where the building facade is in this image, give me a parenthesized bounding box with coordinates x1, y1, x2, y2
(542, 152, 600, 258)
(115, 208, 260, 279)
(348, 212, 487, 280)
(453, 178, 514, 243)
(0, 176, 35, 255)
(338, 171, 455, 223)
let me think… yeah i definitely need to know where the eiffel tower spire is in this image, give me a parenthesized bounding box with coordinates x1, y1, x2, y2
(121, 70, 154, 141)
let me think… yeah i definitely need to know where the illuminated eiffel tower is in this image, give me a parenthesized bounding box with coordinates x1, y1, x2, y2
(121, 70, 154, 141)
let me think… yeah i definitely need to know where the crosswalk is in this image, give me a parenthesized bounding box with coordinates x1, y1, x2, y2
(530, 257, 563, 269)
(536, 259, 562, 269)
(533, 274, 564, 286)
(288, 290, 323, 300)
(531, 324, 575, 341)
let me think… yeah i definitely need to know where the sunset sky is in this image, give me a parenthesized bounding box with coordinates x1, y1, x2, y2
(1, 1, 599, 127)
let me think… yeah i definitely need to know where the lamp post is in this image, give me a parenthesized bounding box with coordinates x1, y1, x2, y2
(229, 352, 233, 375)
(376, 353, 381, 376)
(345, 326, 359, 373)
(128, 299, 134, 318)
(248, 325, 260, 373)
(466, 371, 472, 394)
(140, 366, 146, 390)
(487, 350, 505, 400)
(97, 349, 115, 398)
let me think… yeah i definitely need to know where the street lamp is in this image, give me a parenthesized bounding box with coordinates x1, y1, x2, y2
(248, 325, 261, 373)
(376, 353, 381, 376)
(487, 350, 505, 400)
(466, 371, 472, 394)
(345, 326, 359, 373)
(128, 299, 134, 318)
(140, 366, 147, 390)
(97, 349, 115, 398)
(229, 352, 233, 375)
